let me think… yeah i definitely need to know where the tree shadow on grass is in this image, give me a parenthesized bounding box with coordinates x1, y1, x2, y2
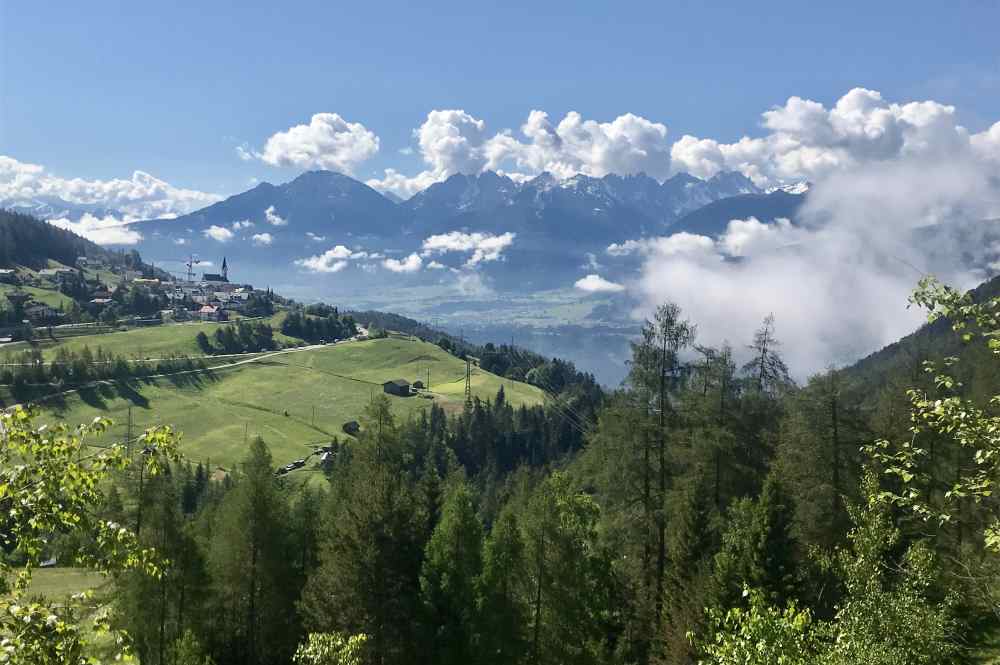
(160, 368, 219, 390)
(77, 385, 109, 410)
(114, 380, 150, 409)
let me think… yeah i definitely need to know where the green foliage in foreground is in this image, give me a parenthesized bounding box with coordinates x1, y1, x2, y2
(0, 406, 180, 664)
(870, 276, 1000, 550)
(292, 632, 368, 665)
(694, 474, 960, 665)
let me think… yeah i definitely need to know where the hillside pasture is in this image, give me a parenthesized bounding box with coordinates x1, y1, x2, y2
(38, 337, 545, 469)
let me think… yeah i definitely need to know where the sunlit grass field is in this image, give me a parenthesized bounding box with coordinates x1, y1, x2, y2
(39, 337, 544, 469)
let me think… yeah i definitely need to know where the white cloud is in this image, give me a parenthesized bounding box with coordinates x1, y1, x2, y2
(492, 110, 672, 180)
(203, 225, 235, 242)
(294, 245, 368, 272)
(669, 87, 993, 187)
(247, 113, 379, 174)
(574, 273, 625, 293)
(367, 108, 673, 198)
(0, 155, 220, 220)
(232, 219, 254, 230)
(174, 238, 188, 245)
(383, 252, 423, 273)
(607, 233, 716, 258)
(421, 230, 516, 267)
(306, 232, 326, 242)
(265, 205, 287, 226)
(427, 260, 447, 270)
(48, 214, 142, 245)
(251, 232, 273, 246)
(972, 121, 1000, 163)
(630, 148, 1000, 377)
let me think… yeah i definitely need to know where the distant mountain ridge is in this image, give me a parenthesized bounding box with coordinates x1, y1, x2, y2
(3, 196, 126, 223)
(28, 168, 807, 289)
(404, 169, 761, 234)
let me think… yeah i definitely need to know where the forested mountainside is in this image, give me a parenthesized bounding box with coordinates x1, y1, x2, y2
(8, 273, 998, 665)
(0, 209, 112, 269)
(0, 208, 144, 270)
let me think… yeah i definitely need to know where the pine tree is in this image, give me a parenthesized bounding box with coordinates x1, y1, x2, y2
(299, 397, 425, 665)
(522, 472, 614, 665)
(420, 479, 484, 665)
(712, 474, 797, 609)
(477, 508, 529, 665)
(206, 438, 298, 665)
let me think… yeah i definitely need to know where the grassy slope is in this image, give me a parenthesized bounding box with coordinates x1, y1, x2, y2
(41, 338, 544, 469)
(26, 568, 107, 599)
(2, 313, 299, 360)
(0, 283, 75, 310)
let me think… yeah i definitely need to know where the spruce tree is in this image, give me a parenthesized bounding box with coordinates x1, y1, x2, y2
(207, 438, 298, 665)
(420, 479, 484, 665)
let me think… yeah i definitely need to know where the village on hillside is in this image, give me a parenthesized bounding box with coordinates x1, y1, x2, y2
(0, 252, 271, 341)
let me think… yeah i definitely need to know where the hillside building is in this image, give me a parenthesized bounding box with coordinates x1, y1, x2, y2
(383, 379, 412, 397)
(202, 256, 230, 284)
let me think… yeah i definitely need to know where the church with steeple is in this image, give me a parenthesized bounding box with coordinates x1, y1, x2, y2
(202, 256, 230, 284)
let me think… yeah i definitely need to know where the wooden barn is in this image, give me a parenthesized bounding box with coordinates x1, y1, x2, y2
(382, 379, 411, 397)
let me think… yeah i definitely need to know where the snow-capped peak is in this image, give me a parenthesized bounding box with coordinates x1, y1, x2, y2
(766, 181, 811, 195)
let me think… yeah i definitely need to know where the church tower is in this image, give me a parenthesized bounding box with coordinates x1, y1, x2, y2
(221, 257, 228, 281)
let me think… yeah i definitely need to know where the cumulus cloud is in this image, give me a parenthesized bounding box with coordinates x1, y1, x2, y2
(421, 231, 516, 267)
(265, 205, 287, 226)
(575, 274, 625, 293)
(203, 225, 234, 242)
(367, 109, 673, 198)
(669, 87, 999, 187)
(494, 110, 672, 180)
(383, 253, 423, 273)
(0, 155, 220, 220)
(294, 245, 368, 272)
(48, 214, 142, 245)
(427, 260, 447, 270)
(246, 113, 379, 174)
(607, 233, 716, 257)
(306, 232, 326, 242)
(251, 232, 273, 246)
(232, 219, 254, 230)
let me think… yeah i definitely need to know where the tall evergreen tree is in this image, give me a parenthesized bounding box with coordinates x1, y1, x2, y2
(420, 479, 484, 665)
(299, 396, 425, 665)
(477, 508, 529, 665)
(206, 438, 298, 665)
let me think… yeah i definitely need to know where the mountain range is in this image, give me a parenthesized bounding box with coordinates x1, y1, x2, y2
(87, 169, 803, 288)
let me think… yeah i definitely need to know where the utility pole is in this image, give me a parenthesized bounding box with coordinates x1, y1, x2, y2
(126, 406, 133, 458)
(464, 357, 472, 409)
(427, 367, 430, 391)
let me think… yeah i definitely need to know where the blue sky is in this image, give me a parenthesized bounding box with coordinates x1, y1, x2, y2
(2, 0, 999, 198)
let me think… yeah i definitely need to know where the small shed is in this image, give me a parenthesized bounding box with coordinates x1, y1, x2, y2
(412, 379, 425, 390)
(342, 421, 360, 435)
(382, 379, 411, 397)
